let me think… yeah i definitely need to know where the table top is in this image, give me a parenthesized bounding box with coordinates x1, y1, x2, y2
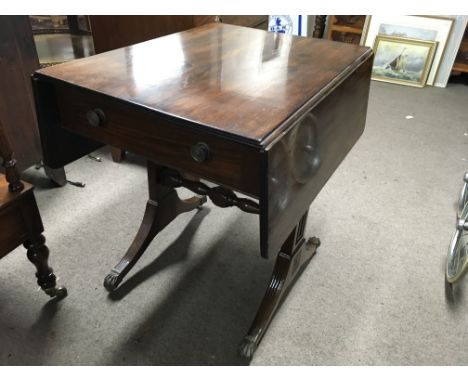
(37, 23, 372, 146)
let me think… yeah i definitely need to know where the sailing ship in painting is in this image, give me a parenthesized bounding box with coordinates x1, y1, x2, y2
(385, 48, 407, 72)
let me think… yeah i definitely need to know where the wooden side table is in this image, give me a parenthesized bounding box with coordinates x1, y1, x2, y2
(32, 23, 373, 360)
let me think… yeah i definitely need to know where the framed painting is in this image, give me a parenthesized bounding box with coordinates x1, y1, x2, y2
(362, 15, 453, 86)
(371, 35, 438, 87)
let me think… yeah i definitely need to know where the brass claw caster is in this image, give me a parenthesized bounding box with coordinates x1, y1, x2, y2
(45, 286, 68, 299)
(238, 335, 257, 361)
(104, 272, 121, 292)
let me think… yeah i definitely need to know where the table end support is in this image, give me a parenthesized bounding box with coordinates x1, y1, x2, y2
(239, 211, 320, 360)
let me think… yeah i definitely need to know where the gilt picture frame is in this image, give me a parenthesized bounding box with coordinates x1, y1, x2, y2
(371, 35, 438, 88)
(362, 15, 453, 86)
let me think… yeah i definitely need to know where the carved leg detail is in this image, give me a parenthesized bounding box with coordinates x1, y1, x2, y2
(239, 212, 320, 360)
(104, 188, 206, 292)
(24, 234, 67, 298)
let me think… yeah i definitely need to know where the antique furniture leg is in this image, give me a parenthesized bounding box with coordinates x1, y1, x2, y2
(44, 165, 67, 187)
(103, 162, 207, 291)
(24, 234, 67, 298)
(239, 211, 320, 359)
(111, 147, 126, 163)
(1, 119, 67, 299)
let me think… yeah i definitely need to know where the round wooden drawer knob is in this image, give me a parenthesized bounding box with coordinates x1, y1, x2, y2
(190, 142, 211, 162)
(86, 108, 106, 127)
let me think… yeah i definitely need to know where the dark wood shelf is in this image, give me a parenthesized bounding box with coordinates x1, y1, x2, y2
(453, 61, 468, 73)
(328, 24, 363, 34)
(325, 16, 367, 45)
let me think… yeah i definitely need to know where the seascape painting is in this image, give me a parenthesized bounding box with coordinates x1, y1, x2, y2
(371, 35, 437, 87)
(363, 16, 454, 85)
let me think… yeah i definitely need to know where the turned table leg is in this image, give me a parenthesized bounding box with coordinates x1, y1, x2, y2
(239, 211, 320, 359)
(24, 234, 67, 298)
(103, 162, 207, 291)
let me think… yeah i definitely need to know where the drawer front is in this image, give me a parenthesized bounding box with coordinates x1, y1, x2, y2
(55, 84, 261, 197)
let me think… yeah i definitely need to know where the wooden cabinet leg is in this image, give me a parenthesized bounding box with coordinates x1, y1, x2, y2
(111, 147, 126, 163)
(239, 211, 320, 360)
(103, 162, 207, 291)
(43, 165, 67, 187)
(24, 234, 67, 298)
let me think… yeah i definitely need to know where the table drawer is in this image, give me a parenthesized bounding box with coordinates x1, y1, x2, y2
(55, 84, 261, 197)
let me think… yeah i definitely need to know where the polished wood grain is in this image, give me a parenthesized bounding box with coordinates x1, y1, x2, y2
(53, 81, 262, 197)
(36, 23, 372, 146)
(90, 16, 268, 55)
(0, 16, 42, 171)
(103, 161, 207, 291)
(34, 22, 373, 257)
(31, 75, 103, 171)
(261, 57, 373, 259)
(204, 15, 268, 29)
(33, 23, 373, 356)
(240, 212, 320, 359)
(90, 16, 196, 54)
(89, 15, 267, 162)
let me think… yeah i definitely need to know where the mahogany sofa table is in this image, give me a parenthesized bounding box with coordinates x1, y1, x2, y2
(32, 23, 373, 360)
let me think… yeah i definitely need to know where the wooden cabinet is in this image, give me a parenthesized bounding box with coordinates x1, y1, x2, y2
(90, 16, 268, 54)
(325, 16, 367, 45)
(0, 16, 42, 172)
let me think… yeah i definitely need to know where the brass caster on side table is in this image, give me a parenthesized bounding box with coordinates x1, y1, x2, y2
(306, 236, 321, 249)
(238, 334, 259, 360)
(197, 195, 208, 210)
(24, 234, 68, 300)
(104, 271, 122, 292)
(45, 286, 68, 299)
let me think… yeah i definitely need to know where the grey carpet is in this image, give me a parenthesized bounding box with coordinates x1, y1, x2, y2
(1, 81, 468, 365)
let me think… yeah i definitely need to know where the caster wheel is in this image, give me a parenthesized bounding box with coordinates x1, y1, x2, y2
(307, 237, 321, 248)
(196, 195, 208, 210)
(45, 286, 68, 299)
(238, 336, 256, 361)
(104, 272, 121, 292)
